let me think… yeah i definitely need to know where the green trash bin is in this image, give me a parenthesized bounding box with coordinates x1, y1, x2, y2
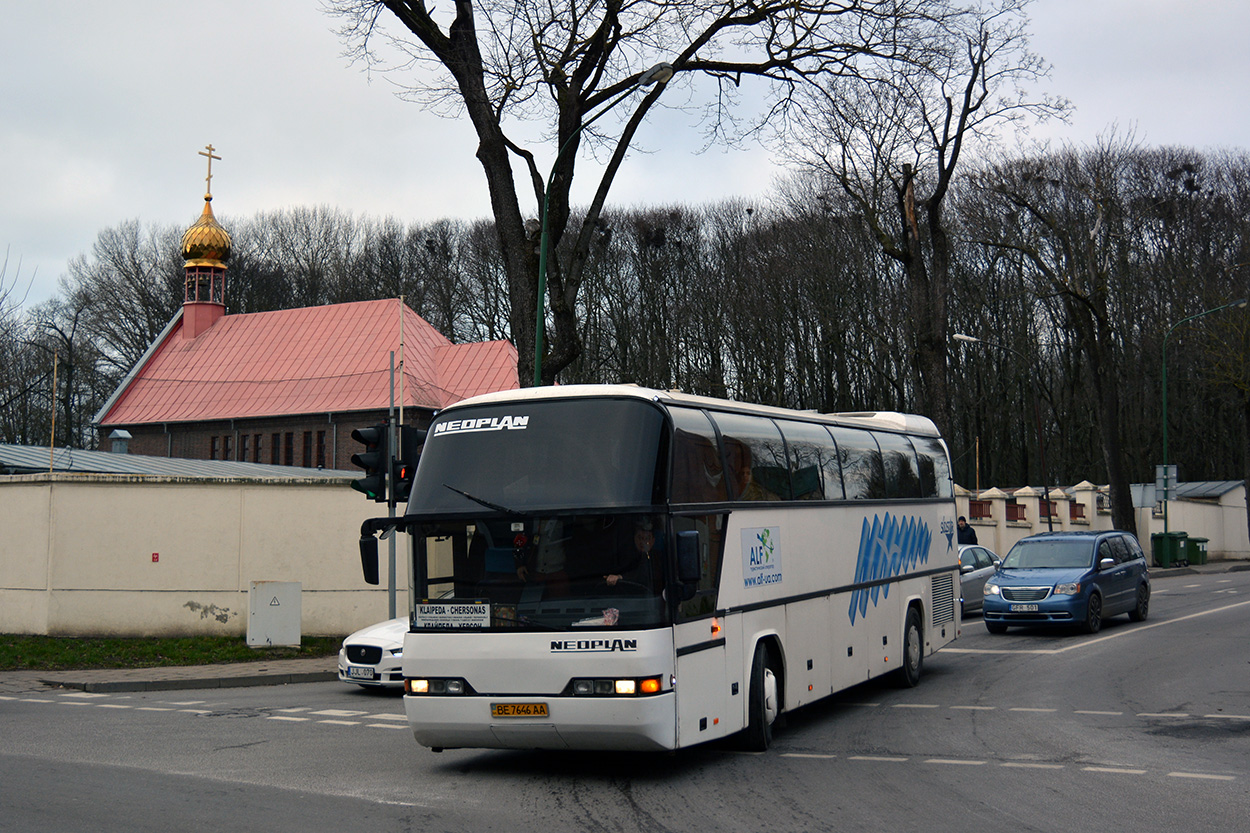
(1186, 536, 1209, 565)
(1151, 531, 1187, 568)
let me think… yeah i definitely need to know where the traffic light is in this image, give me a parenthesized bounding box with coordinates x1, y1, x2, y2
(390, 425, 427, 505)
(350, 424, 389, 502)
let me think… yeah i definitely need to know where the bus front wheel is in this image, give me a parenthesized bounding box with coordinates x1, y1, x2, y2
(743, 643, 779, 751)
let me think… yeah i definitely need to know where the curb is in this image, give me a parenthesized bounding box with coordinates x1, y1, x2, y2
(42, 670, 339, 693)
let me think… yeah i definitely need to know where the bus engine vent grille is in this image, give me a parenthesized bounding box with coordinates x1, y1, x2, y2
(931, 572, 956, 625)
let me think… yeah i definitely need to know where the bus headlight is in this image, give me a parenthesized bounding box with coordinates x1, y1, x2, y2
(568, 676, 664, 696)
(405, 677, 470, 695)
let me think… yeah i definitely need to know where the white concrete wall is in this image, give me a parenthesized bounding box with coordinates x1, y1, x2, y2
(955, 481, 1249, 561)
(0, 474, 409, 637)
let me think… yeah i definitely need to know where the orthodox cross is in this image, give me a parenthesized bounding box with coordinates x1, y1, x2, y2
(198, 144, 221, 196)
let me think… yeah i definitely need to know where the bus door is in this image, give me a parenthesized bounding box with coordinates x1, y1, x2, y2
(671, 512, 737, 746)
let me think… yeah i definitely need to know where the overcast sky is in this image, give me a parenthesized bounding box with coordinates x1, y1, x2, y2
(3, 0, 1246, 313)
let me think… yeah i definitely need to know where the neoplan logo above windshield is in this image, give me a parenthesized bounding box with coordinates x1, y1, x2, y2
(433, 415, 530, 435)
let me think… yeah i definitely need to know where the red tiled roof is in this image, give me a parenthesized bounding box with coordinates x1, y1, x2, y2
(98, 299, 518, 425)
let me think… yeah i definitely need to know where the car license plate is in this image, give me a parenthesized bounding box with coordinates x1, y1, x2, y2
(491, 702, 549, 718)
(1010, 604, 1039, 612)
(348, 666, 376, 680)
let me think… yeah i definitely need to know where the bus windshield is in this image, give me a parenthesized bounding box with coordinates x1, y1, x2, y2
(414, 513, 670, 631)
(409, 398, 666, 515)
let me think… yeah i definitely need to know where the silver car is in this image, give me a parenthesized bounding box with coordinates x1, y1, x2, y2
(959, 544, 1000, 617)
(337, 617, 408, 689)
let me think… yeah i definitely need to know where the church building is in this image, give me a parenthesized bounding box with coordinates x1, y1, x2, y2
(93, 147, 518, 469)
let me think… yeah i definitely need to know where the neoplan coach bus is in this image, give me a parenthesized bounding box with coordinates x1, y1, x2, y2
(357, 385, 961, 752)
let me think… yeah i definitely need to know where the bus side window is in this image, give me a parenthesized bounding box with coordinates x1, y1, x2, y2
(710, 412, 788, 501)
(673, 513, 727, 620)
(670, 408, 728, 503)
(776, 419, 845, 500)
(832, 427, 885, 499)
(913, 436, 953, 498)
(875, 432, 922, 499)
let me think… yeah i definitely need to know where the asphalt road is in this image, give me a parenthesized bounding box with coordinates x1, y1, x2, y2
(3, 569, 1247, 832)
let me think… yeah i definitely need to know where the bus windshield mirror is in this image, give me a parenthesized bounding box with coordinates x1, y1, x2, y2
(359, 533, 379, 585)
(676, 530, 701, 584)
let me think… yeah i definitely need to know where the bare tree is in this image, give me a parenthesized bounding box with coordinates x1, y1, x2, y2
(782, 0, 1066, 431)
(330, 0, 958, 385)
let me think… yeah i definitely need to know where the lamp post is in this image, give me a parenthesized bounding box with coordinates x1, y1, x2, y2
(1160, 297, 1248, 533)
(953, 333, 1054, 531)
(533, 62, 674, 386)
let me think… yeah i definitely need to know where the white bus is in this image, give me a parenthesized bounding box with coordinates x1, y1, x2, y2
(357, 384, 960, 752)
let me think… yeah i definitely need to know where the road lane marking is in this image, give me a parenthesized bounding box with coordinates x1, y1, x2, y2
(1139, 713, 1189, 718)
(367, 723, 410, 730)
(60, 692, 107, 699)
(310, 709, 366, 717)
(319, 719, 361, 726)
(1002, 762, 1064, 769)
(1168, 772, 1236, 781)
(1083, 766, 1147, 775)
(947, 598, 1250, 655)
(97, 704, 131, 709)
(782, 753, 838, 759)
(267, 716, 309, 722)
(950, 705, 996, 710)
(1010, 708, 1057, 713)
(1075, 710, 1122, 715)
(367, 713, 408, 721)
(925, 759, 986, 765)
(137, 707, 173, 712)
(849, 756, 907, 762)
(892, 703, 940, 709)
(1205, 714, 1250, 720)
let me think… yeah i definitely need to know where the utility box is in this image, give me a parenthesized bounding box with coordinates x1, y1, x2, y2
(247, 581, 302, 647)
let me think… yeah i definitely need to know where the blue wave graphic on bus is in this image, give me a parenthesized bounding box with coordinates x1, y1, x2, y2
(848, 513, 932, 625)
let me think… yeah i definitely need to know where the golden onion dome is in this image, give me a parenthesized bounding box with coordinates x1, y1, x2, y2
(181, 195, 232, 268)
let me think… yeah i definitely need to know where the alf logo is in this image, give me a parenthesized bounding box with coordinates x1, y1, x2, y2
(848, 513, 931, 625)
(742, 526, 783, 588)
(749, 528, 775, 566)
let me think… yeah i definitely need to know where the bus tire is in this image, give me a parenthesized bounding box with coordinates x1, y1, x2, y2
(896, 606, 923, 688)
(743, 642, 779, 751)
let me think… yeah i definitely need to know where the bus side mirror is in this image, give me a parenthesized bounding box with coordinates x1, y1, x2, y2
(676, 530, 701, 584)
(360, 534, 380, 585)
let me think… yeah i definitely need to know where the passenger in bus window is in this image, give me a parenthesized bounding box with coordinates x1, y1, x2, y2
(724, 437, 780, 501)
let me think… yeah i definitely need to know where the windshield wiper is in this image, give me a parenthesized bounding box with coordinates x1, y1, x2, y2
(443, 484, 524, 517)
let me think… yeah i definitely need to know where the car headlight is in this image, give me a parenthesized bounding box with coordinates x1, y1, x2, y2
(985, 583, 1001, 596)
(1054, 582, 1081, 595)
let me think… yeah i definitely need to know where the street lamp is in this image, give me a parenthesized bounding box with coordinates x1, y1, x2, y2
(953, 333, 1054, 531)
(533, 62, 674, 386)
(1160, 297, 1248, 533)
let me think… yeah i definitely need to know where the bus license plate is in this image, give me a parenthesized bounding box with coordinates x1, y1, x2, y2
(348, 666, 376, 680)
(1010, 604, 1039, 612)
(491, 702, 549, 718)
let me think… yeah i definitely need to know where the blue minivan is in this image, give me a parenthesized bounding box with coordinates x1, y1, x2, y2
(982, 531, 1151, 634)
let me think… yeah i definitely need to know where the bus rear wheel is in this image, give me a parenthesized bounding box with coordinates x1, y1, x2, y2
(742, 643, 778, 751)
(896, 606, 923, 688)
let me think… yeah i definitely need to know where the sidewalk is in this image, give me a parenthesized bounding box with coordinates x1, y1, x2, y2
(4, 560, 1246, 698)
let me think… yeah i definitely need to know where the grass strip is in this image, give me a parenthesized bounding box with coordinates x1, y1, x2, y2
(0, 634, 342, 672)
